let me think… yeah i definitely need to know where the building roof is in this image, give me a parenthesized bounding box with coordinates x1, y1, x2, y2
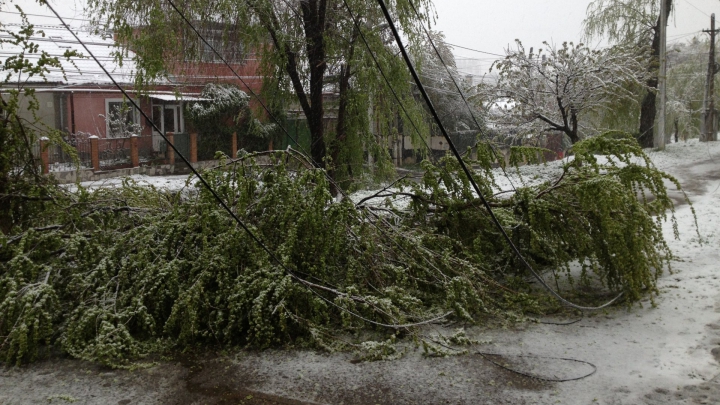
(0, 23, 141, 86)
(150, 93, 209, 102)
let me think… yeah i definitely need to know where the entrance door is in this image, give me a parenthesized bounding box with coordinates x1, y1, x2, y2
(163, 105, 179, 134)
(151, 104, 183, 152)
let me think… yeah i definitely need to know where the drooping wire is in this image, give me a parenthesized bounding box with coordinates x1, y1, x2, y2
(374, 0, 623, 311)
(163, 0, 319, 168)
(165, 0, 485, 308)
(406, 0, 518, 193)
(439, 42, 505, 57)
(46, 1, 451, 330)
(475, 351, 597, 382)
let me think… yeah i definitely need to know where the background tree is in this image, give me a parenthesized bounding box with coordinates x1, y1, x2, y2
(584, 0, 673, 148)
(87, 0, 433, 189)
(665, 37, 713, 141)
(479, 40, 647, 145)
(415, 31, 479, 138)
(0, 7, 77, 233)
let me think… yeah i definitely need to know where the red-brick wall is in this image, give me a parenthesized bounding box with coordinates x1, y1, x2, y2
(168, 57, 264, 95)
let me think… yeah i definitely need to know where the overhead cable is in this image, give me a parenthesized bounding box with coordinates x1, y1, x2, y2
(407, 0, 517, 192)
(374, 0, 623, 311)
(46, 1, 448, 330)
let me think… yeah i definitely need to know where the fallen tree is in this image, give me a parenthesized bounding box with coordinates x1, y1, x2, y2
(0, 131, 687, 367)
(0, 6, 690, 368)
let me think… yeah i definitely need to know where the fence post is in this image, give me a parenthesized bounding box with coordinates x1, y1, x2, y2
(232, 131, 238, 159)
(131, 135, 139, 168)
(39, 137, 49, 174)
(166, 132, 175, 165)
(190, 132, 198, 163)
(89, 135, 100, 171)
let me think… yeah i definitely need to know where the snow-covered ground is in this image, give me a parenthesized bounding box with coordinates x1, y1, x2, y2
(471, 138, 720, 404)
(3, 139, 720, 405)
(65, 174, 197, 192)
(530, 138, 720, 404)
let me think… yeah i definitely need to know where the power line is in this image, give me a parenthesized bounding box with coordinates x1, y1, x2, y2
(668, 30, 703, 39)
(46, 1, 453, 331)
(0, 10, 96, 23)
(681, 0, 711, 17)
(375, 0, 622, 311)
(440, 41, 505, 57)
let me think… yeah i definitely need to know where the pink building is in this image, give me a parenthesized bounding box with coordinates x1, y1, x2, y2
(2, 23, 263, 169)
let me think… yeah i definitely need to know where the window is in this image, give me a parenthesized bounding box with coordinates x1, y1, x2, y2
(151, 104, 183, 134)
(105, 99, 140, 138)
(197, 30, 245, 63)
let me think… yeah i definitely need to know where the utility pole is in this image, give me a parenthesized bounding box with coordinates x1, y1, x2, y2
(656, 0, 668, 149)
(702, 13, 719, 142)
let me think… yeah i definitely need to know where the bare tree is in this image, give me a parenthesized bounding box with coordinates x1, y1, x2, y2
(481, 41, 647, 144)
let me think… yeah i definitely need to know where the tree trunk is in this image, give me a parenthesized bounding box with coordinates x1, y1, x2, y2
(638, 0, 672, 148)
(301, 0, 329, 171)
(254, 0, 329, 172)
(331, 28, 359, 191)
(569, 109, 579, 144)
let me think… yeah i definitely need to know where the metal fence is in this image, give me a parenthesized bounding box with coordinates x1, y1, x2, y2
(33, 134, 160, 172)
(159, 133, 190, 161)
(98, 135, 157, 170)
(32, 133, 93, 172)
(98, 137, 131, 170)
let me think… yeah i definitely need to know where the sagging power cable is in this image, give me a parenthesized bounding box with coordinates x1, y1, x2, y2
(375, 0, 622, 311)
(166, 0, 481, 309)
(164, 0, 317, 168)
(406, 0, 518, 192)
(46, 1, 450, 330)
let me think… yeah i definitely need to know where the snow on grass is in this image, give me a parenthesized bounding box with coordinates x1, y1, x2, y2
(64, 174, 198, 193)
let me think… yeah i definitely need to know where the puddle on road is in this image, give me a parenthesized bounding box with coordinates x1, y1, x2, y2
(176, 355, 314, 405)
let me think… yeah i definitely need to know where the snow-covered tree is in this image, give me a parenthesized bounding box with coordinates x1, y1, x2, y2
(665, 38, 712, 141)
(103, 103, 142, 138)
(584, 0, 674, 147)
(481, 40, 647, 144)
(415, 31, 480, 136)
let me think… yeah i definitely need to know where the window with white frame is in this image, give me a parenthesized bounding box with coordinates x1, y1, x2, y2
(105, 98, 141, 138)
(151, 103, 184, 134)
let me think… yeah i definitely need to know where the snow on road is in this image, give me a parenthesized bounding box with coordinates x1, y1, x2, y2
(490, 139, 720, 404)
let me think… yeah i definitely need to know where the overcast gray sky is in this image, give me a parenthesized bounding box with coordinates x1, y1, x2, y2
(3, 0, 720, 78)
(433, 0, 720, 78)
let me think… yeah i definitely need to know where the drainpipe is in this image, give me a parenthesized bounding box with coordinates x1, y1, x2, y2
(70, 91, 76, 134)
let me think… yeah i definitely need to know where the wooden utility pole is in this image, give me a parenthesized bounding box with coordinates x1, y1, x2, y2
(656, 0, 668, 149)
(703, 13, 719, 142)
